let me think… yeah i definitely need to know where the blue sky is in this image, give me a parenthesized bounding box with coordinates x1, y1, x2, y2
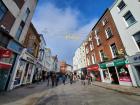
(32, 0, 115, 65)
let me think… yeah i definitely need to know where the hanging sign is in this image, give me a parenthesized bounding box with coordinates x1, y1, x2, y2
(87, 64, 99, 71)
(0, 48, 12, 58)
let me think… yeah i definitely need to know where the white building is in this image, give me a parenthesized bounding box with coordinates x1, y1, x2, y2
(2, 0, 38, 90)
(45, 48, 52, 72)
(38, 34, 47, 71)
(73, 42, 87, 71)
(110, 0, 140, 86)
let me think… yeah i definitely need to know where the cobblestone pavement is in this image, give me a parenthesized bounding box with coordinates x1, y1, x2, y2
(35, 81, 140, 105)
(1, 81, 140, 105)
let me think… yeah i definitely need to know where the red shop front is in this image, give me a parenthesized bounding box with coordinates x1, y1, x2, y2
(0, 48, 13, 91)
(87, 64, 101, 81)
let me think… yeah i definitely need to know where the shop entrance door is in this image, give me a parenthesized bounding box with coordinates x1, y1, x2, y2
(134, 65, 140, 86)
(108, 67, 119, 84)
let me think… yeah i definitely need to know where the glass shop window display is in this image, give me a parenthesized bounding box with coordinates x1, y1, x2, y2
(103, 69, 110, 80)
(117, 65, 131, 82)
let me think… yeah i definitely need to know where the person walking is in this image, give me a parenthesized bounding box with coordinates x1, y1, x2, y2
(51, 72, 56, 87)
(81, 73, 86, 85)
(55, 73, 59, 86)
(46, 72, 50, 86)
(62, 75, 66, 85)
(69, 73, 73, 84)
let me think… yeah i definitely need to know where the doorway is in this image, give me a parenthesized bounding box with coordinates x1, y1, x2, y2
(134, 65, 140, 86)
(108, 67, 119, 84)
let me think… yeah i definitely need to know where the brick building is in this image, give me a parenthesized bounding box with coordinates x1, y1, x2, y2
(85, 9, 133, 86)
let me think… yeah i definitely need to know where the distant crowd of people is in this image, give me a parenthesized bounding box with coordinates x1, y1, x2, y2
(35, 70, 95, 87)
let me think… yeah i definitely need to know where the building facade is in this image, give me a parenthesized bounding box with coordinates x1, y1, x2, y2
(84, 8, 135, 86)
(0, 0, 38, 91)
(110, 0, 140, 86)
(8, 23, 41, 90)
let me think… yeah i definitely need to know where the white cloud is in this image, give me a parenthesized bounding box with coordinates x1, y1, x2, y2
(32, 2, 97, 64)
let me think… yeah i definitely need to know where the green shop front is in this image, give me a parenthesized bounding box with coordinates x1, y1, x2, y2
(99, 59, 132, 86)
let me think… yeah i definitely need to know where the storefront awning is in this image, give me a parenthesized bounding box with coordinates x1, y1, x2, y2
(0, 62, 12, 69)
(99, 59, 128, 69)
(87, 64, 99, 71)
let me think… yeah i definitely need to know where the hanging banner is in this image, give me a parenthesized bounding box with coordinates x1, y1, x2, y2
(0, 48, 12, 58)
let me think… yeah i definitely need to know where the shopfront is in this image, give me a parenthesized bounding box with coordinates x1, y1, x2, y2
(128, 54, 140, 87)
(0, 30, 17, 91)
(0, 48, 16, 91)
(19, 51, 36, 85)
(100, 59, 132, 86)
(87, 64, 101, 81)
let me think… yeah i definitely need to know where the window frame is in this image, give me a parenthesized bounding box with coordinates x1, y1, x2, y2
(15, 21, 25, 40)
(133, 31, 140, 51)
(110, 43, 118, 58)
(117, 0, 126, 11)
(123, 11, 136, 27)
(22, 8, 30, 22)
(0, 0, 8, 21)
(99, 50, 104, 62)
(105, 27, 113, 39)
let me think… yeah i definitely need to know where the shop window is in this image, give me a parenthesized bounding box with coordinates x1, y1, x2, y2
(117, 0, 126, 11)
(116, 66, 131, 82)
(105, 27, 113, 39)
(133, 31, 140, 50)
(123, 11, 136, 27)
(103, 69, 110, 80)
(0, 0, 8, 21)
(110, 43, 118, 58)
(14, 60, 26, 85)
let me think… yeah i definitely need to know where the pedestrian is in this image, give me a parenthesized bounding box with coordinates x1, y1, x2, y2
(62, 75, 66, 85)
(81, 73, 86, 85)
(51, 72, 56, 87)
(42, 70, 46, 82)
(46, 72, 50, 86)
(55, 73, 59, 86)
(69, 73, 73, 84)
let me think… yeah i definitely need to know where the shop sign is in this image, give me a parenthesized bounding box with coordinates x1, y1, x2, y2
(0, 62, 12, 69)
(87, 65, 99, 71)
(106, 62, 114, 67)
(27, 57, 35, 63)
(119, 77, 131, 82)
(7, 40, 23, 54)
(99, 63, 107, 69)
(114, 59, 126, 66)
(0, 49, 12, 58)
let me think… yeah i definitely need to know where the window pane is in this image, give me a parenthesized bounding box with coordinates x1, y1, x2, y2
(118, 1, 126, 11)
(111, 43, 118, 57)
(0, 1, 7, 20)
(124, 11, 136, 26)
(134, 32, 140, 49)
(22, 8, 30, 22)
